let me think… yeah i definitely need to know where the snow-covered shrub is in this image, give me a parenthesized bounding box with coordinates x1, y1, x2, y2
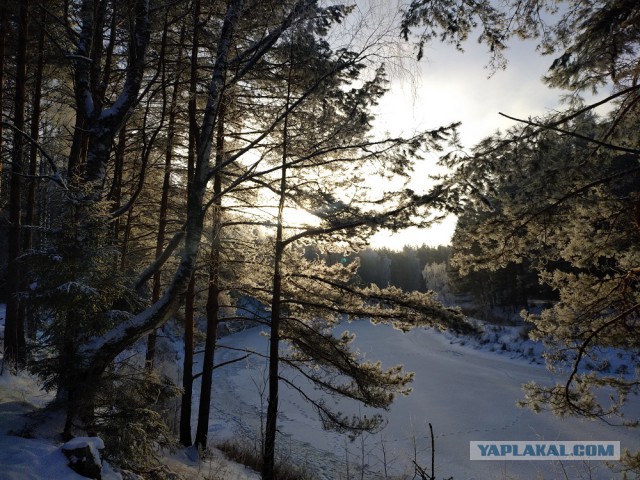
(24, 194, 142, 439)
(89, 367, 179, 471)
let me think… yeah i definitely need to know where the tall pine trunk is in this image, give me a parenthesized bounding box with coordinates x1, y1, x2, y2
(23, 5, 46, 339)
(194, 102, 225, 450)
(262, 61, 292, 480)
(145, 17, 184, 371)
(179, 274, 196, 446)
(109, 126, 126, 243)
(4, 0, 29, 369)
(178, 0, 202, 447)
(0, 3, 8, 195)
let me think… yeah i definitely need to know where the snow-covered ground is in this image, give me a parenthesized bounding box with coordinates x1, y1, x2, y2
(0, 306, 258, 480)
(0, 371, 260, 480)
(2, 303, 639, 479)
(204, 321, 640, 480)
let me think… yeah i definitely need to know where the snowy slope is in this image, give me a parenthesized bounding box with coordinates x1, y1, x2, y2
(2, 305, 638, 479)
(0, 371, 260, 480)
(0, 307, 258, 480)
(205, 321, 640, 480)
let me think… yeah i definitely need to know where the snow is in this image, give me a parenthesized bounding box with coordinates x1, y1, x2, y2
(2, 302, 639, 479)
(3, 306, 242, 480)
(0, 435, 92, 480)
(0, 367, 123, 480)
(63, 437, 105, 466)
(205, 321, 640, 479)
(0, 391, 253, 480)
(0, 305, 258, 480)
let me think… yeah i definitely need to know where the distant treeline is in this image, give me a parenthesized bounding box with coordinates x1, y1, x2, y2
(306, 243, 556, 322)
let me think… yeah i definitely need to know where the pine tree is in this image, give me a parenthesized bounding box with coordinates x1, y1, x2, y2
(403, 1, 640, 471)
(0, 1, 482, 472)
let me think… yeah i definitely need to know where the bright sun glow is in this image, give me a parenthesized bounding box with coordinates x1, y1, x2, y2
(283, 207, 322, 229)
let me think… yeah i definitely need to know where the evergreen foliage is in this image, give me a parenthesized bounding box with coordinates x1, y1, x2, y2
(27, 193, 136, 398)
(445, 106, 640, 425)
(402, 0, 640, 470)
(89, 367, 179, 471)
(1, 0, 637, 475)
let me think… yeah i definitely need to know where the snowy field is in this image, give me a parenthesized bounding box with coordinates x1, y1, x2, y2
(1, 304, 639, 479)
(205, 321, 640, 480)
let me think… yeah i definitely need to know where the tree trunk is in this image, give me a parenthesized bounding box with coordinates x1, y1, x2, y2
(194, 101, 225, 450)
(263, 238, 283, 479)
(146, 20, 186, 371)
(179, 273, 196, 446)
(67, 117, 89, 180)
(262, 61, 292, 480)
(77, 0, 150, 190)
(4, 0, 29, 368)
(194, 218, 221, 450)
(109, 126, 126, 242)
(0, 3, 8, 196)
(178, 0, 202, 446)
(23, 5, 46, 339)
(24, 4, 45, 252)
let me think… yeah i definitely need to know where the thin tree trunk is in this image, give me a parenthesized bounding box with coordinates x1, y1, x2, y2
(4, 0, 29, 368)
(178, 0, 202, 447)
(262, 163, 286, 480)
(0, 3, 8, 196)
(120, 207, 134, 270)
(194, 101, 225, 450)
(24, 5, 45, 253)
(262, 59, 292, 480)
(110, 126, 126, 243)
(146, 21, 186, 371)
(179, 32, 201, 437)
(23, 5, 46, 339)
(179, 273, 196, 446)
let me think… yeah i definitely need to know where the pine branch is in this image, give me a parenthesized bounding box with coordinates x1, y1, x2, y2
(499, 112, 640, 155)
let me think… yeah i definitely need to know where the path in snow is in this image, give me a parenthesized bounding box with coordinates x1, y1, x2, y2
(203, 321, 640, 480)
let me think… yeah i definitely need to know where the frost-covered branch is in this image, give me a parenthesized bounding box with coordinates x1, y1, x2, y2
(499, 112, 640, 155)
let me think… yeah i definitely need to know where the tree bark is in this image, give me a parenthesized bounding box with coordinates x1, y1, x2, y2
(0, 2, 8, 196)
(109, 126, 126, 244)
(263, 58, 292, 480)
(23, 4, 46, 339)
(145, 17, 184, 372)
(179, 273, 196, 446)
(77, 0, 150, 190)
(194, 101, 225, 450)
(24, 5, 45, 254)
(4, 0, 29, 368)
(178, 0, 202, 446)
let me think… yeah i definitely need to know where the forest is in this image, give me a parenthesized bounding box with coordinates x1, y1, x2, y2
(0, 0, 638, 479)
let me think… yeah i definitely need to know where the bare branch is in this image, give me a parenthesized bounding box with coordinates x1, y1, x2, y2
(1, 119, 67, 189)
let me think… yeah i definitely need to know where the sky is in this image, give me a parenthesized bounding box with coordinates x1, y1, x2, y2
(366, 25, 587, 250)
